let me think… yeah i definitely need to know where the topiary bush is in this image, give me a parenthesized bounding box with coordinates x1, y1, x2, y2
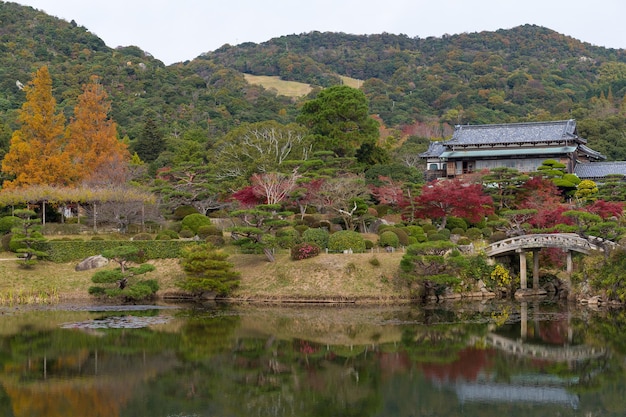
(291, 242, 321, 260)
(132, 233, 153, 241)
(328, 230, 366, 253)
(428, 233, 447, 241)
(379, 230, 400, 248)
(276, 227, 301, 249)
(197, 224, 221, 240)
(446, 217, 468, 231)
(451, 227, 465, 236)
(390, 228, 409, 246)
(466, 227, 483, 240)
(181, 213, 212, 234)
(179, 229, 195, 239)
(173, 205, 199, 220)
(156, 229, 179, 240)
(302, 228, 330, 249)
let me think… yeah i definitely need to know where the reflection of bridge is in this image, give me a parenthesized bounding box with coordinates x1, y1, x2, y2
(475, 333, 606, 362)
(485, 234, 609, 291)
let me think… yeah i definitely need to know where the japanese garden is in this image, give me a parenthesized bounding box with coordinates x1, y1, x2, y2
(2, 3, 626, 416)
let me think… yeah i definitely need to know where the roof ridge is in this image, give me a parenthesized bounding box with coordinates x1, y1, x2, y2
(454, 120, 573, 129)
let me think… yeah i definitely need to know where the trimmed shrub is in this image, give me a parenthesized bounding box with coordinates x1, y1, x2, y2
(364, 239, 374, 249)
(379, 230, 400, 248)
(451, 227, 465, 236)
(390, 228, 409, 246)
(466, 227, 483, 240)
(294, 224, 308, 235)
(302, 215, 321, 228)
(302, 228, 329, 249)
(328, 230, 366, 253)
(179, 229, 194, 238)
(173, 205, 199, 220)
(205, 235, 225, 247)
(37, 240, 195, 262)
(197, 224, 221, 239)
(422, 224, 437, 233)
(428, 233, 447, 241)
(181, 213, 212, 234)
(291, 242, 321, 260)
(481, 227, 493, 238)
(157, 229, 179, 240)
(446, 217, 468, 231)
(457, 237, 472, 245)
(132, 233, 153, 241)
(377, 224, 392, 233)
(276, 227, 301, 249)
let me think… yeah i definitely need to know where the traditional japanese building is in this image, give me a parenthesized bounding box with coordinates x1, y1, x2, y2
(420, 120, 606, 181)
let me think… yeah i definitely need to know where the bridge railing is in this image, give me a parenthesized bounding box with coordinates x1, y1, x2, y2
(485, 233, 604, 257)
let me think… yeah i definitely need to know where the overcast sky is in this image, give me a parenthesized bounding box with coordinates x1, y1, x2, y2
(14, 0, 626, 65)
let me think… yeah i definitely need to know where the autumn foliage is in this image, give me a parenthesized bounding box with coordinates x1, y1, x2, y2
(1, 68, 129, 189)
(411, 179, 494, 229)
(66, 76, 130, 185)
(2, 66, 75, 188)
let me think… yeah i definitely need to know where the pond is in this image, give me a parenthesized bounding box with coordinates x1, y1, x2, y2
(0, 300, 624, 417)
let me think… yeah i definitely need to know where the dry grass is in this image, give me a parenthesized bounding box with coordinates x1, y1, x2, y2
(339, 75, 363, 89)
(243, 74, 313, 97)
(0, 249, 409, 304)
(230, 251, 409, 303)
(243, 74, 365, 97)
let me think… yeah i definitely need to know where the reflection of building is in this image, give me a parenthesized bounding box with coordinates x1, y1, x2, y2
(420, 120, 606, 181)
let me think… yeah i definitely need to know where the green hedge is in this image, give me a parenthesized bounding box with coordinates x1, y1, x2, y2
(36, 240, 197, 263)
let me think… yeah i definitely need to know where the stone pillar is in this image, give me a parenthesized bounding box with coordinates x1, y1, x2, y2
(533, 249, 540, 289)
(566, 251, 573, 275)
(519, 250, 527, 289)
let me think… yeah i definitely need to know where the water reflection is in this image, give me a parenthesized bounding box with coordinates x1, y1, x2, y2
(0, 302, 623, 416)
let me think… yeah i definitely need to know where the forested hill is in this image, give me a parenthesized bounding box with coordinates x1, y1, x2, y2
(1, 1, 626, 162)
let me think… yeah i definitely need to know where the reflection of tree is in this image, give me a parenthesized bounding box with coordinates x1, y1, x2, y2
(400, 324, 469, 364)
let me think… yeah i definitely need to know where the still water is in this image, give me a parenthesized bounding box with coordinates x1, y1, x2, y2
(0, 300, 624, 417)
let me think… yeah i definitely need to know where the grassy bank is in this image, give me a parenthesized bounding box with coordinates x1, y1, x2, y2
(0, 251, 409, 304)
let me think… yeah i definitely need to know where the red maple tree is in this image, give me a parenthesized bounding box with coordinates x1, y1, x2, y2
(412, 179, 494, 229)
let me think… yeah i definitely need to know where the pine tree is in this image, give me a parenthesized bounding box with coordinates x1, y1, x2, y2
(1, 66, 75, 188)
(133, 114, 164, 163)
(66, 76, 130, 185)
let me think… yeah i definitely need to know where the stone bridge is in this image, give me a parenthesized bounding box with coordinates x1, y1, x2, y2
(485, 233, 611, 293)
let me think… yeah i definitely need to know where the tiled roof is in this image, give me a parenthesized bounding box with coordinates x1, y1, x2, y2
(419, 141, 445, 158)
(575, 162, 626, 179)
(578, 144, 606, 160)
(446, 120, 580, 146)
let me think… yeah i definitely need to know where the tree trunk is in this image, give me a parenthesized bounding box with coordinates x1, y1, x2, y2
(263, 247, 275, 262)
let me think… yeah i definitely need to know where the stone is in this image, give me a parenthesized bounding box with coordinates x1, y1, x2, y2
(75, 255, 109, 272)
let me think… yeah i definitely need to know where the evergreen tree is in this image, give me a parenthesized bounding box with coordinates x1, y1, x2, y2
(133, 114, 164, 163)
(178, 243, 240, 297)
(10, 209, 47, 268)
(297, 85, 380, 157)
(89, 245, 158, 301)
